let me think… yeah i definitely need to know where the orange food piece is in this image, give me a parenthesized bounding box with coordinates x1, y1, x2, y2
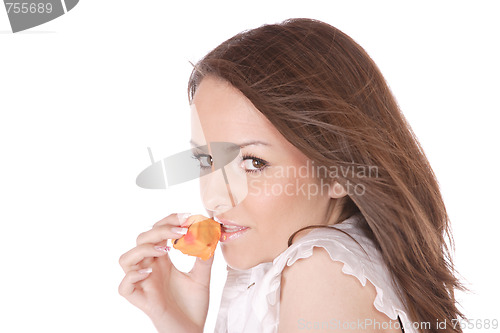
(172, 215, 221, 260)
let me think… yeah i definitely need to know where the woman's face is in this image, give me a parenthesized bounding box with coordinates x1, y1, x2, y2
(190, 76, 342, 270)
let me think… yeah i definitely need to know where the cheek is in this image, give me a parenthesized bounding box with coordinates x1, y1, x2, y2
(246, 175, 305, 226)
(248, 173, 327, 224)
(247, 175, 295, 207)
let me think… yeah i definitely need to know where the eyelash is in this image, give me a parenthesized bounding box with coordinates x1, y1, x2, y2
(241, 153, 269, 173)
(191, 152, 269, 173)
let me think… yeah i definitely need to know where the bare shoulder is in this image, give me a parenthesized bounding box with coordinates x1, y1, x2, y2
(278, 247, 401, 333)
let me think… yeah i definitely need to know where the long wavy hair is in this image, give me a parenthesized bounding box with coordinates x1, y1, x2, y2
(187, 18, 466, 333)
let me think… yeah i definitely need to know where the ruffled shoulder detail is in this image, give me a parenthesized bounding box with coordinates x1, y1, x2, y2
(251, 212, 416, 333)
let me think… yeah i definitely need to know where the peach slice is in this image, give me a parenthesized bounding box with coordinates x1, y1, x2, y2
(172, 215, 221, 260)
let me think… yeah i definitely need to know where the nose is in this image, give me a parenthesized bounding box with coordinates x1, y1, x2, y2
(200, 168, 236, 216)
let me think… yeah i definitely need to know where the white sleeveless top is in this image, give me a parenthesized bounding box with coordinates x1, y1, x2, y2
(214, 212, 417, 333)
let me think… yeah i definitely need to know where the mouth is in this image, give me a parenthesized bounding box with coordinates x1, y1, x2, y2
(214, 216, 250, 242)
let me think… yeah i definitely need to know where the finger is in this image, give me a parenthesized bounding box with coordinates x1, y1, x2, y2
(188, 253, 215, 287)
(119, 244, 171, 273)
(152, 213, 191, 228)
(136, 224, 188, 246)
(118, 269, 151, 298)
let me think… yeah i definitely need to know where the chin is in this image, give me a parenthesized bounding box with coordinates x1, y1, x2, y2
(222, 250, 254, 270)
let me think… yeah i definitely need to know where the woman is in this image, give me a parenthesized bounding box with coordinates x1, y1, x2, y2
(118, 18, 466, 332)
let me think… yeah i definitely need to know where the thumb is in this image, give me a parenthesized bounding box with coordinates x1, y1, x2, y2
(189, 253, 215, 287)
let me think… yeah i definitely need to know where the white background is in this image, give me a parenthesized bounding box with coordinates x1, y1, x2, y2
(1, 1, 499, 332)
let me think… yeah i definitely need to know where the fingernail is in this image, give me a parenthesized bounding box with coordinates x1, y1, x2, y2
(177, 213, 192, 226)
(138, 267, 152, 274)
(172, 227, 188, 235)
(154, 245, 170, 253)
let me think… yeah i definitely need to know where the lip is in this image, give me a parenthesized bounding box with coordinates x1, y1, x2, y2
(214, 217, 244, 227)
(214, 216, 250, 242)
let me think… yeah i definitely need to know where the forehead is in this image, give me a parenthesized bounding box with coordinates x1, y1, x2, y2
(191, 77, 276, 142)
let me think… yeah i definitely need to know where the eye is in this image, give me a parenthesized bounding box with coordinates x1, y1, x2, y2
(240, 155, 268, 173)
(192, 153, 212, 169)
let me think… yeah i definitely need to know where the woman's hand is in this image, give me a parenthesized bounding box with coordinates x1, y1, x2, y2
(118, 213, 215, 333)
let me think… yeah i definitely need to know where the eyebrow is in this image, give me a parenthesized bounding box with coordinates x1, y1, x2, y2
(189, 140, 270, 151)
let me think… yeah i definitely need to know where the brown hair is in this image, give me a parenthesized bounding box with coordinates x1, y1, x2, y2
(188, 18, 466, 333)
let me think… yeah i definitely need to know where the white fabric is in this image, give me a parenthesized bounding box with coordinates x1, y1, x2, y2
(214, 212, 416, 333)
